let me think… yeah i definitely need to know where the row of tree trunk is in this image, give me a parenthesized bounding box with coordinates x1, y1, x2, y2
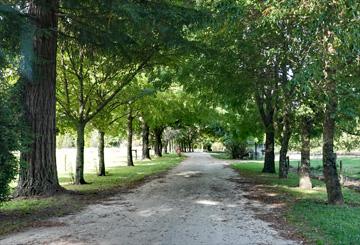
(16, 0, 62, 196)
(256, 76, 343, 205)
(95, 115, 168, 177)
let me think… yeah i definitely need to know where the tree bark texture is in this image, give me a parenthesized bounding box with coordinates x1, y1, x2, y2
(17, 0, 62, 196)
(154, 128, 163, 157)
(255, 90, 276, 174)
(322, 67, 344, 204)
(279, 110, 292, 178)
(75, 123, 87, 184)
(299, 117, 312, 189)
(263, 125, 276, 173)
(98, 131, 105, 176)
(127, 107, 134, 166)
(141, 120, 151, 160)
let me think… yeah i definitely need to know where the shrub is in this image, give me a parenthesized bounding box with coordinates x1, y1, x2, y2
(223, 137, 248, 159)
(0, 86, 21, 203)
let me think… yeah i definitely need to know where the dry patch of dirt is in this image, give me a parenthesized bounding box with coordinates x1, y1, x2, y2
(229, 176, 307, 244)
(1, 153, 299, 245)
(0, 170, 171, 237)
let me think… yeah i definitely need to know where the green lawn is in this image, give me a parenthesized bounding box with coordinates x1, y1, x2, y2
(290, 157, 360, 179)
(59, 154, 184, 193)
(231, 162, 360, 245)
(0, 154, 184, 236)
(213, 151, 360, 179)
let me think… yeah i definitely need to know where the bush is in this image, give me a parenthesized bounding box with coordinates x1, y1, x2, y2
(0, 87, 21, 203)
(224, 137, 248, 159)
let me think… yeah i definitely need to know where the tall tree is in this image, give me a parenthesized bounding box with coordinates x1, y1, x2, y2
(299, 116, 313, 189)
(17, 0, 62, 196)
(57, 1, 201, 184)
(140, 116, 151, 160)
(126, 104, 135, 166)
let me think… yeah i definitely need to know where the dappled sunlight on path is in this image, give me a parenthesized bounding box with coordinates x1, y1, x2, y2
(1, 153, 298, 245)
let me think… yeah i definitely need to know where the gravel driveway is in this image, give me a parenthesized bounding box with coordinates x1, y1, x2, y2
(1, 153, 298, 245)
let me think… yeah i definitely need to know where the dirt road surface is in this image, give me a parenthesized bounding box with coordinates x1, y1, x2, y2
(1, 153, 298, 245)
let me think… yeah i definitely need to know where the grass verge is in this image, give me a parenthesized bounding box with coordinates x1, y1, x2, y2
(290, 157, 360, 179)
(231, 162, 360, 245)
(0, 154, 184, 237)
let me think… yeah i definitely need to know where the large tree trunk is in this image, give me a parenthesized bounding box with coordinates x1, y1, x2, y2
(299, 117, 312, 189)
(75, 123, 87, 184)
(127, 107, 134, 166)
(141, 120, 151, 160)
(154, 128, 163, 157)
(98, 130, 105, 176)
(279, 111, 292, 178)
(322, 70, 344, 205)
(255, 90, 276, 174)
(17, 0, 62, 196)
(263, 124, 275, 173)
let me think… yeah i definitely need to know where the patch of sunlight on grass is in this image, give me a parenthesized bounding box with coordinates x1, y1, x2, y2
(62, 154, 184, 193)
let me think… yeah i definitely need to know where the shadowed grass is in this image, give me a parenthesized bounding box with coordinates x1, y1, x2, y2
(231, 162, 360, 245)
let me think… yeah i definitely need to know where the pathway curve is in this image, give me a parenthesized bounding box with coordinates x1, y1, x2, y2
(1, 153, 297, 245)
